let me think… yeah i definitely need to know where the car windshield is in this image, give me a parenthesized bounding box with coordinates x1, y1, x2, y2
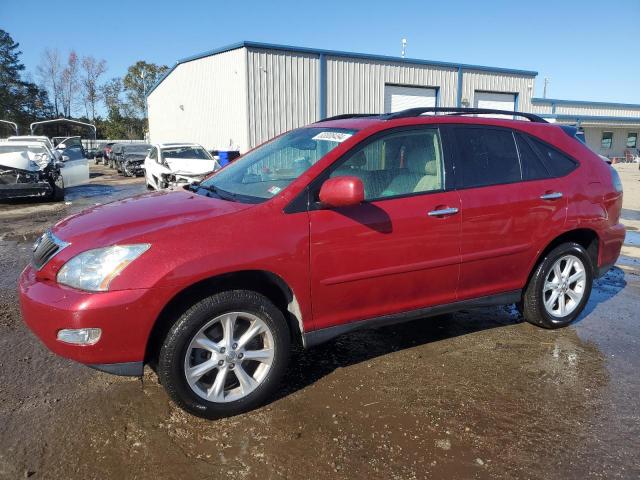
(198, 127, 356, 202)
(162, 146, 211, 160)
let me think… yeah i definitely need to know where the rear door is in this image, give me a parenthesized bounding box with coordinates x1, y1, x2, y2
(308, 127, 461, 330)
(449, 125, 568, 300)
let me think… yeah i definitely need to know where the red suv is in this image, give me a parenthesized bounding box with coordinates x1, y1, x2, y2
(19, 108, 625, 418)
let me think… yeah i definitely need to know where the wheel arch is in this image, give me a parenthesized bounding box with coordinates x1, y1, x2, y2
(144, 270, 304, 366)
(526, 228, 600, 288)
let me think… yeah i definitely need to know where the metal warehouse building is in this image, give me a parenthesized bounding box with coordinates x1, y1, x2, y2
(147, 41, 640, 158)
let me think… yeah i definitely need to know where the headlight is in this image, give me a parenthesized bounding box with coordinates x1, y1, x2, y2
(57, 244, 150, 291)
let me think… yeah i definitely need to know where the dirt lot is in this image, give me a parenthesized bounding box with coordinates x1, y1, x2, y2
(1, 163, 639, 479)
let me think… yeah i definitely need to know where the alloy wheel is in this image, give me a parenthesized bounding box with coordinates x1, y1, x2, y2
(542, 254, 586, 317)
(183, 312, 275, 403)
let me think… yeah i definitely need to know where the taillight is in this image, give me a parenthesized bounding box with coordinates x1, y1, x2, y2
(609, 165, 623, 193)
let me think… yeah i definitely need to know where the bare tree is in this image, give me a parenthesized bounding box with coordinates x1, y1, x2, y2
(36, 48, 62, 116)
(59, 51, 79, 117)
(80, 56, 107, 120)
(101, 77, 123, 113)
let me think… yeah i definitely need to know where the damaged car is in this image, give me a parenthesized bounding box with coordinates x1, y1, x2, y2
(144, 143, 220, 190)
(111, 143, 151, 175)
(0, 141, 64, 201)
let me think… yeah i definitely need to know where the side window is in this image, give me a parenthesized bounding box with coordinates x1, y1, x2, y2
(526, 136, 578, 177)
(515, 133, 550, 181)
(453, 127, 521, 188)
(149, 147, 158, 160)
(330, 129, 444, 200)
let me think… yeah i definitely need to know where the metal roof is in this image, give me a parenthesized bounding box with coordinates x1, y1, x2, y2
(532, 97, 640, 108)
(147, 40, 539, 97)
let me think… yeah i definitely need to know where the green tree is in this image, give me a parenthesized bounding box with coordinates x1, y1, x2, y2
(123, 61, 168, 118)
(0, 29, 52, 134)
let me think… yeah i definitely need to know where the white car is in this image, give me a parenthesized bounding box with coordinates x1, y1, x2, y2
(8, 135, 62, 161)
(144, 143, 220, 190)
(0, 141, 64, 200)
(8, 135, 89, 187)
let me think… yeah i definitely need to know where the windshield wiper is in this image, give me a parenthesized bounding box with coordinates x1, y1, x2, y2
(194, 183, 239, 202)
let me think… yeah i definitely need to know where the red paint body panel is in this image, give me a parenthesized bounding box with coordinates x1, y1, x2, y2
(18, 115, 625, 368)
(309, 191, 461, 329)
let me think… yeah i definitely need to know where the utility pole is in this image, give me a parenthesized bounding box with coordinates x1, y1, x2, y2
(140, 68, 148, 118)
(401, 38, 407, 58)
(543, 77, 550, 98)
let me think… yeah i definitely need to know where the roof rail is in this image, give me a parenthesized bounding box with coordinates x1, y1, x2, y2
(316, 113, 380, 123)
(382, 107, 547, 123)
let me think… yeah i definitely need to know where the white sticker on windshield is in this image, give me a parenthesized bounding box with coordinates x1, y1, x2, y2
(312, 131, 352, 143)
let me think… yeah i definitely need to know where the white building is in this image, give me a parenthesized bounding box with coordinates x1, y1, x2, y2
(147, 41, 640, 158)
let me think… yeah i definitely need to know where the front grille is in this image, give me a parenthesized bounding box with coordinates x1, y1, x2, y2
(32, 231, 69, 270)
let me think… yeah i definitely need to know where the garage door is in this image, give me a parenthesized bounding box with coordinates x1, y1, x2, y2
(384, 85, 437, 113)
(474, 91, 516, 116)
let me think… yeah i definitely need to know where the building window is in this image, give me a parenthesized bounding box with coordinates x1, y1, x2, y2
(627, 132, 638, 149)
(601, 132, 613, 149)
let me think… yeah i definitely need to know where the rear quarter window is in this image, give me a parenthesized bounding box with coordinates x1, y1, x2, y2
(515, 133, 550, 181)
(525, 135, 578, 177)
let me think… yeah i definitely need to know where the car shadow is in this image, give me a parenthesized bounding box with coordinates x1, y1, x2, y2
(577, 266, 627, 321)
(275, 267, 627, 400)
(275, 307, 520, 401)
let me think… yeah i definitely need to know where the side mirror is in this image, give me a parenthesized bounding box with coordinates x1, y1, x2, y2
(61, 155, 70, 162)
(319, 176, 364, 208)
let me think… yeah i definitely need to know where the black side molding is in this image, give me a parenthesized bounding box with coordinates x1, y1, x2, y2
(303, 290, 522, 348)
(88, 361, 144, 376)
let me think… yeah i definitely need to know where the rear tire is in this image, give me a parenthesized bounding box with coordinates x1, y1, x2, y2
(158, 290, 290, 419)
(522, 242, 593, 329)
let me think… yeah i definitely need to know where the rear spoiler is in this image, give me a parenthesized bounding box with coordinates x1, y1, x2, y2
(560, 125, 586, 144)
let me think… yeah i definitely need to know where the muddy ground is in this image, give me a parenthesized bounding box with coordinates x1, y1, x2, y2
(0, 163, 639, 479)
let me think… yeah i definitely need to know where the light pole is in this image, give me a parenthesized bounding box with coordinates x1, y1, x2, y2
(401, 38, 407, 58)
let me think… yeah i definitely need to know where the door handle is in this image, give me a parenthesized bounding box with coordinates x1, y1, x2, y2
(540, 192, 563, 200)
(428, 207, 459, 217)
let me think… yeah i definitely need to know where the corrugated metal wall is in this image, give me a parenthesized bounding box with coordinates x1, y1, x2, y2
(326, 57, 458, 116)
(246, 48, 319, 148)
(461, 70, 535, 111)
(147, 48, 248, 151)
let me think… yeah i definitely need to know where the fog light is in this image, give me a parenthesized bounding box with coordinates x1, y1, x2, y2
(57, 328, 102, 345)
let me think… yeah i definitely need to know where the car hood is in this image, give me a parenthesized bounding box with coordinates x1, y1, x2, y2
(165, 158, 218, 176)
(52, 189, 253, 246)
(124, 154, 146, 162)
(0, 151, 50, 171)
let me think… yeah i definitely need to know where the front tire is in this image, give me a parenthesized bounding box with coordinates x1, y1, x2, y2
(522, 242, 593, 329)
(50, 175, 64, 202)
(158, 290, 290, 419)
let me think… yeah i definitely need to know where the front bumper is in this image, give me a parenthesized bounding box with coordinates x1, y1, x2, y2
(0, 182, 52, 199)
(18, 265, 171, 375)
(123, 161, 145, 176)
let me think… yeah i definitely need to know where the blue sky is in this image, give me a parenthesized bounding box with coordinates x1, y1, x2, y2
(2, 0, 639, 103)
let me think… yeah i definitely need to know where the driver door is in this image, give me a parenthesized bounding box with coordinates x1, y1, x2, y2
(308, 127, 461, 330)
(59, 147, 90, 187)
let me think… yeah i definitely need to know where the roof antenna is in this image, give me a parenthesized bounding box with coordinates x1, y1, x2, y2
(401, 38, 407, 58)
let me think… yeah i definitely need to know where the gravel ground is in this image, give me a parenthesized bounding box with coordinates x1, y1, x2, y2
(0, 163, 638, 479)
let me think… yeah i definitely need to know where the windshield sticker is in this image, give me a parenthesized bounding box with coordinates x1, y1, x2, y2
(312, 131, 352, 143)
(267, 186, 282, 195)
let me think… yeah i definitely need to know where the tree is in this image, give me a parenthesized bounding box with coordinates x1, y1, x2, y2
(59, 50, 79, 117)
(101, 77, 123, 113)
(80, 55, 107, 121)
(0, 29, 52, 133)
(0, 29, 26, 120)
(36, 48, 62, 116)
(123, 61, 168, 118)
